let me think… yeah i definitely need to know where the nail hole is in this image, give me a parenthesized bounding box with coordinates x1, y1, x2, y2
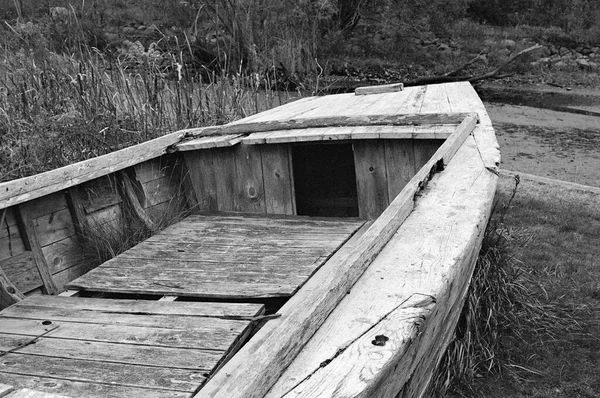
(371, 334, 389, 346)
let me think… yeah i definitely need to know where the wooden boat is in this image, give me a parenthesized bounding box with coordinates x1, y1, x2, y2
(0, 81, 499, 398)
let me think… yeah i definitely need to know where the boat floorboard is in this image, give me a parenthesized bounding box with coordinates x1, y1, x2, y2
(0, 296, 264, 398)
(0, 214, 363, 397)
(66, 214, 365, 299)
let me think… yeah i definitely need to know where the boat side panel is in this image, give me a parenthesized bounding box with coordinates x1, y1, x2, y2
(353, 140, 390, 219)
(261, 145, 296, 215)
(0, 155, 190, 305)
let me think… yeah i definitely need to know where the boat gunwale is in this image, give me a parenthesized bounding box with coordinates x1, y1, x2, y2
(0, 111, 475, 212)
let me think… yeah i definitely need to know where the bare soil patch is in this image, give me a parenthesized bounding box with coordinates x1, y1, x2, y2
(481, 85, 600, 188)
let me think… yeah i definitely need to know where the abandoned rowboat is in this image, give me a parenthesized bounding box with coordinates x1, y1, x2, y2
(0, 81, 499, 398)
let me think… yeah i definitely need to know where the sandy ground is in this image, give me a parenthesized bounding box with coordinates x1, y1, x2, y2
(484, 100, 600, 188)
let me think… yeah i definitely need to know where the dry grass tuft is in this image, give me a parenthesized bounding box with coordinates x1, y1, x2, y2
(430, 176, 588, 397)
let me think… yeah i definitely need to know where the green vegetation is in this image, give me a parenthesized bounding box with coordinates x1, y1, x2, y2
(2, 1, 600, 182)
(433, 176, 600, 397)
(0, 11, 295, 182)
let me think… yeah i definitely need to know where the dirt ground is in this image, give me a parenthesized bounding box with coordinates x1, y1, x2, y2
(473, 84, 600, 398)
(478, 84, 600, 188)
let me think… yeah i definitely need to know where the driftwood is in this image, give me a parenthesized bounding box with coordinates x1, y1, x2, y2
(403, 44, 544, 87)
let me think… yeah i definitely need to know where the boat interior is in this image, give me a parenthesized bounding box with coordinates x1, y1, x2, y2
(0, 82, 499, 397)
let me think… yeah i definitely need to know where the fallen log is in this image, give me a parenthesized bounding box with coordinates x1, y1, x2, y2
(404, 44, 544, 87)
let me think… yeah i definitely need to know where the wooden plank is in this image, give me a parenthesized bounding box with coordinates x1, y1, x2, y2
(19, 193, 67, 220)
(11, 295, 262, 318)
(179, 214, 363, 231)
(353, 140, 389, 219)
(77, 260, 326, 281)
(183, 150, 217, 211)
(212, 147, 237, 212)
(15, 205, 57, 295)
(176, 112, 473, 149)
(0, 253, 43, 294)
(0, 209, 19, 238)
(395, 85, 427, 114)
(0, 130, 187, 211)
(65, 187, 88, 238)
(0, 266, 24, 310)
(176, 134, 243, 151)
(259, 145, 294, 215)
(0, 318, 248, 351)
(152, 226, 352, 242)
(254, 127, 339, 144)
(418, 83, 452, 114)
(113, 246, 333, 264)
(117, 171, 156, 231)
(0, 334, 221, 370)
(67, 276, 302, 299)
(50, 263, 95, 293)
(86, 203, 122, 229)
(233, 145, 265, 213)
(144, 234, 342, 249)
(33, 210, 75, 248)
(78, 177, 121, 215)
(41, 237, 84, 275)
(243, 125, 455, 145)
(137, 176, 180, 207)
(68, 262, 322, 282)
(268, 300, 435, 397)
(0, 353, 204, 393)
(445, 81, 501, 170)
(132, 157, 169, 184)
(177, 156, 199, 210)
(148, 198, 190, 227)
(355, 82, 404, 95)
(385, 140, 416, 200)
(0, 236, 26, 261)
(2, 297, 262, 328)
(119, 239, 332, 257)
(0, 374, 188, 398)
(196, 113, 478, 398)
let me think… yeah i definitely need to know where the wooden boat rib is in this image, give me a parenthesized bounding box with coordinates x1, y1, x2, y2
(0, 81, 500, 398)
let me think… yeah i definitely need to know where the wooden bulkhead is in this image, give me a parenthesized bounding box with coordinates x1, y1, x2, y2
(179, 129, 449, 220)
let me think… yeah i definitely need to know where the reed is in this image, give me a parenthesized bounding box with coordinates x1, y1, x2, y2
(430, 176, 581, 397)
(0, 18, 295, 183)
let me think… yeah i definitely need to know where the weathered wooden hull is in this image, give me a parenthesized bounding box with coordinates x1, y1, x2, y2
(0, 82, 499, 398)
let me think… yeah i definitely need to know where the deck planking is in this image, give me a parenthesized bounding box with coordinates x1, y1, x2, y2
(66, 215, 364, 299)
(0, 296, 263, 398)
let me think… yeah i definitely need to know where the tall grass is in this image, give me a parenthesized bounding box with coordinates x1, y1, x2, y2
(0, 18, 296, 183)
(431, 177, 580, 397)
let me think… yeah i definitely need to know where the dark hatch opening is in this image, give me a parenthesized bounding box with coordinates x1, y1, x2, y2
(292, 143, 359, 217)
